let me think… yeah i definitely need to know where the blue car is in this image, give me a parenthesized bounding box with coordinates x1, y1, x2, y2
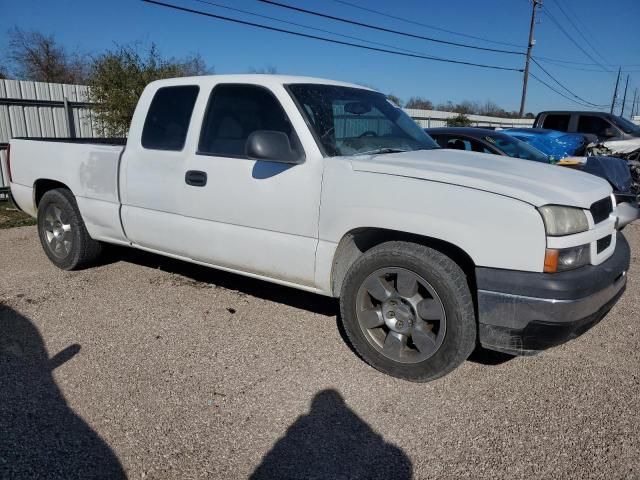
(501, 128, 591, 161)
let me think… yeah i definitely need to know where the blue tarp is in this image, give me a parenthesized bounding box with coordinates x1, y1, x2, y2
(502, 128, 586, 161)
(503, 128, 633, 194)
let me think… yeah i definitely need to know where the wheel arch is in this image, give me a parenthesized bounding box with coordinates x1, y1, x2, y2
(331, 227, 477, 298)
(33, 179, 72, 209)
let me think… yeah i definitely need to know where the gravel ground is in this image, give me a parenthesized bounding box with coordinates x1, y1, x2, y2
(1, 224, 639, 479)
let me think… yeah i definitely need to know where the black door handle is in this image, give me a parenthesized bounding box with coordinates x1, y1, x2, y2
(185, 170, 207, 187)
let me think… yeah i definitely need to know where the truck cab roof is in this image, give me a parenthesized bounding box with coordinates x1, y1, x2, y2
(147, 74, 371, 91)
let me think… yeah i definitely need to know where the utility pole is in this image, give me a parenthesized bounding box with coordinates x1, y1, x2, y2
(519, 0, 541, 117)
(632, 88, 638, 118)
(610, 67, 621, 114)
(620, 74, 630, 117)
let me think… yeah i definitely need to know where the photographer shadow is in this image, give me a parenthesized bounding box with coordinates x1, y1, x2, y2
(0, 305, 125, 479)
(250, 389, 412, 480)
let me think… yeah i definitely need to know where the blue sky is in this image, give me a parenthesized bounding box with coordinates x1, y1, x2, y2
(2, 0, 639, 114)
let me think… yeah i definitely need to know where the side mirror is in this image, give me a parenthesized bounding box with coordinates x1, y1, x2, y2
(245, 130, 304, 164)
(603, 127, 618, 138)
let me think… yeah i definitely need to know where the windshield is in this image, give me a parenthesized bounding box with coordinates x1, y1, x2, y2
(287, 84, 439, 156)
(609, 115, 640, 135)
(484, 134, 549, 163)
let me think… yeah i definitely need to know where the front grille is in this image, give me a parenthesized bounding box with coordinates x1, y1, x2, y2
(597, 235, 612, 253)
(590, 197, 613, 224)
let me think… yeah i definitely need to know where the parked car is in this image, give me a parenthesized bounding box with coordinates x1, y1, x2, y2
(7, 75, 629, 382)
(426, 127, 551, 162)
(534, 110, 640, 142)
(426, 127, 639, 228)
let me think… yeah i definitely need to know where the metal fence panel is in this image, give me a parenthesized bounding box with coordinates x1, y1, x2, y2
(0, 148, 8, 198)
(39, 107, 55, 137)
(0, 79, 101, 144)
(0, 106, 10, 143)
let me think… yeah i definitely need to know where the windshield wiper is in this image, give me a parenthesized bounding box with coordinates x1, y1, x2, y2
(354, 147, 409, 156)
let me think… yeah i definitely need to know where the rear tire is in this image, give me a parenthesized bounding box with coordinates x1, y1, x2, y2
(339, 241, 476, 382)
(37, 188, 102, 270)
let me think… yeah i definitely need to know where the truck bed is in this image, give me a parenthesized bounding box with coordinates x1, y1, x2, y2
(12, 137, 127, 145)
(9, 137, 127, 244)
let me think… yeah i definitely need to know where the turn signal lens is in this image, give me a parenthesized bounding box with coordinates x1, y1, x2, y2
(544, 249, 559, 273)
(544, 244, 591, 273)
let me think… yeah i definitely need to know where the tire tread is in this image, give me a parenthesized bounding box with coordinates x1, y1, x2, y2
(340, 241, 476, 382)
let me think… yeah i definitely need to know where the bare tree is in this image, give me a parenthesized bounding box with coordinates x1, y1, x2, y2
(7, 27, 88, 83)
(405, 97, 433, 110)
(248, 65, 278, 74)
(0, 65, 8, 79)
(386, 94, 403, 107)
(179, 53, 211, 76)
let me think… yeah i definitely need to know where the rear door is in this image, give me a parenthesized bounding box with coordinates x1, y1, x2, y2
(120, 84, 200, 256)
(540, 113, 571, 132)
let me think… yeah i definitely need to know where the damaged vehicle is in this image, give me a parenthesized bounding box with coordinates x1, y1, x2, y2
(533, 111, 640, 191)
(500, 128, 593, 161)
(533, 110, 640, 142)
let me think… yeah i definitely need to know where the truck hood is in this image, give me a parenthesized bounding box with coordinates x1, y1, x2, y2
(349, 149, 611, 208)
(603, 138, 640, 155)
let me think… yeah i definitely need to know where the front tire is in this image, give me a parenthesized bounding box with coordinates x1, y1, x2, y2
(340, 241, 476, 382)
(37, 188, 102, 270)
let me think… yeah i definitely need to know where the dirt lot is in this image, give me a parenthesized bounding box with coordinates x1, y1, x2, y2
(1, 224, 639, 479)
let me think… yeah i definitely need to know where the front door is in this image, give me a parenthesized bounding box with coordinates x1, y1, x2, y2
(178, 83, 322, 286)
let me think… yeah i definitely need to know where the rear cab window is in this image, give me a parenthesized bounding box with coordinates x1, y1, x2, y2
(438, 136, 491, 153)
(142, 85, 200, 150)
(542, 114, 570, 132)
(198, 84, 301, 158)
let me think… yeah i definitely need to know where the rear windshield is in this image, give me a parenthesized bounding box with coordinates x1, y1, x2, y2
(542, 114, 570, 132)
(142, 85, 199, 150)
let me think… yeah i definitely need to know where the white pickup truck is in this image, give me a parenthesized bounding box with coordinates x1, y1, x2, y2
(7, 75, 630, 381)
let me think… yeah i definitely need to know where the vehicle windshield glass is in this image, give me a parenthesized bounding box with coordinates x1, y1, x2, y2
(609, 115, 640, 135)
(287, 84, 439, 156)
(484, 134, 549, 163)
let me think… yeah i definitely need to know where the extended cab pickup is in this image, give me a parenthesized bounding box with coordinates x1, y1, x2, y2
(7, 75, 630, 381)
(534, 110, 640, 142)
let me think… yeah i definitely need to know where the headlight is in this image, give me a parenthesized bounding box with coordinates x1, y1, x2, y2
(544, 244, 591, 272)
(539, 205, 589, 236)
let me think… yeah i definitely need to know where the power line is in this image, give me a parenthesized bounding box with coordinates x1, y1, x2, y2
(258, 0, 525, 56)
(189, 0, 456, 61)
(540, 6, 610, 73)
(142, 0, 524, 72)
(327, 0, 526, 49)
(535, 56, 640, 67)
(548, 0, 610, 69)
(529, 71, 603, 109)
(534, 58, 640, 74)
(531, 58, 605, 107)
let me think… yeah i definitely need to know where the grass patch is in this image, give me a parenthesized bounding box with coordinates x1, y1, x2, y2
(0, 200, 36, 229)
